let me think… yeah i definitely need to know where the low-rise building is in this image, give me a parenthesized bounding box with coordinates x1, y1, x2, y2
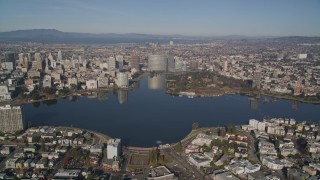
(261, 156, 284, 170)
(188, 153, 212, 168)
(146, 166, 174, 180)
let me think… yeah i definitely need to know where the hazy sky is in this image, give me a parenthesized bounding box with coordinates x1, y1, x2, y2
(0, 0, 319, 36)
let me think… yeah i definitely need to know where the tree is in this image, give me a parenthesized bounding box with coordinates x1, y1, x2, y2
(149, 150, 157, 163)
(40, 139, 46, 152)
(192, 122, 199, 130)
(175, 141, 183, 152)
(31, 91, 41, 100)
(70, 84, 78, 91)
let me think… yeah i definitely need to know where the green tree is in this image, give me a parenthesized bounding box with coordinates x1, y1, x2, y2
(70, 84, 78, 91)
(31, 91, 41, 100)
(40, 139, 46, 152)
(192, 122, 199, 130)
(175, 141, 183, 152)
(149, 150, 157, 163)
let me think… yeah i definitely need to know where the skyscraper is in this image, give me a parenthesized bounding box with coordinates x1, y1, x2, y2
(129, 55, 140, 70)
(58, 50, 62, 61)
(252, 71, 262, 89)
(223, 60, 228, 72)
(4, 52, 15, 67)
(108, 57, 116, 71)
(148, 54, 168, 72)
(167, 55, 175, 72)
(116, 55, 124, 70)
(18, 53, 24, 64)
(117, 72, 128, 88)
(34, 52, 43, 70)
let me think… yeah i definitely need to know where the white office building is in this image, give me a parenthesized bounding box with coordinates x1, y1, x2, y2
(108, 57, 116, 71)
(107, 138, 121, 159)
(116, 72, 128, 88)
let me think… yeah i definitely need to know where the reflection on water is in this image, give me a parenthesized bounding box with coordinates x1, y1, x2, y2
(22, 75, 320, 147)
(117, 90, 128, 104)
(148, 74, 166, 90)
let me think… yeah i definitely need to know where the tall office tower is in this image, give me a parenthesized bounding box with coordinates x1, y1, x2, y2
(167, 55, 175, 72)
(34, 52, 41, 62)
(117, 72, 128, 88)
(148, 74, 166, 90)
(45, 58, 49, 71)
(79, 55, 82, 62)
(169, 41, 174, 45)
(129, 55, 140, 70)
(27, 53, 31, 62)
(48, 53, 54, 62)
(58, 50, 62, 61)
(72, 54, 76, 61)
(0, 105, 23, 133)
(116, 55, 124, 70)
(34, 52, 43, 70)
(148, 54, 168, 72)
(72, 60, 76, 69)
(223, 60, 228, 72)
(4, 52, 15, 67)
(18, 53, 24, 64)
(252, 71, 262, 89)
(108, 57, 116, 71)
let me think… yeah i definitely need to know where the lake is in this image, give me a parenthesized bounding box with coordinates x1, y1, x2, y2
(23, 75, 320, 147)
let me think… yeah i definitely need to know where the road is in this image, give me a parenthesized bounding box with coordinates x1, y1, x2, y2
(242, 130, 260, 164)
(162, 148, 210, 180)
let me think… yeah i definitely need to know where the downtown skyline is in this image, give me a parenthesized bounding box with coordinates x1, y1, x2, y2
(0, 0, 320, 37)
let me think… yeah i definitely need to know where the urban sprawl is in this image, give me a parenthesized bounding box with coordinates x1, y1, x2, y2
(0, 38, 320, 179)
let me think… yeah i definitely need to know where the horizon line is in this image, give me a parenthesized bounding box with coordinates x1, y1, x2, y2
(1, 28, 320, 38)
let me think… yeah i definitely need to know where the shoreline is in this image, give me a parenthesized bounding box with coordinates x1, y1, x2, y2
(166, 90, 320, 104)
(0, 72, 148, 106)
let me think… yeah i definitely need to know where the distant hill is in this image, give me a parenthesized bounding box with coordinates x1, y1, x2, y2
(0, 29, 208, 44)
(0, 29, 317, 44)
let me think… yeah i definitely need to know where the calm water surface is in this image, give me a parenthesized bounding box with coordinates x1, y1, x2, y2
(23, 76, 320, 147)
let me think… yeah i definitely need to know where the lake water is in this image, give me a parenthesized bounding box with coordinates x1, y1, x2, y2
(23, 75, 320, 147)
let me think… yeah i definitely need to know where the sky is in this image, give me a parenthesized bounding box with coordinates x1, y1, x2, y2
(0, 0, 319, 36)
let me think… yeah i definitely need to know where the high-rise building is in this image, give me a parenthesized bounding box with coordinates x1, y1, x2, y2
(117, 72, 128, 88)
(116, 55, 124, 70)
(129, 55, 140, 70)
(223, 60, 228, 72)
(252, 71, 262, 89)
(4, 52, 15, 67)
(108, 57, 116, 71)
(18, 53, 24, 64)
(33, 53, 43, 70)
(167, 56, 175, 72)
(148, 54, 168, 72)
(58, 50, 62, 61)
(107, 138, 121, 159)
